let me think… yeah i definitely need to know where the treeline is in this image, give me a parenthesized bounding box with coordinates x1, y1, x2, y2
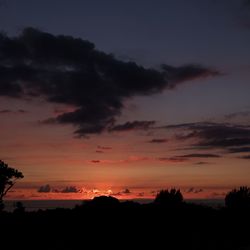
(0, 188, 250, 250)
(1, 160, 250, 249)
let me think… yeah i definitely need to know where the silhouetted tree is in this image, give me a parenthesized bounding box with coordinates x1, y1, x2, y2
(0, 160, 24, 210)
(13, 201, 25, 213)
(154, 188, 183, 207)
(225, 186, 250, 209)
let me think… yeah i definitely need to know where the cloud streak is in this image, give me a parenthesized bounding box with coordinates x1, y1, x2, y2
(239, 155, 250, 159)
(89, 156, 150, 165)
(60, 186, 80, 193)
(148, 138, 168, 143)
(110, 120, 155, 132)
(37, 184, 51, 193)
(161, 64, 220, 86)
(228, 147, 250, 153)
(97, 146, 112, 150)
(185, 187, 203, 194)
(158, 157, 187, 163)
(178, 153, 221, 158)
(166, 122, 250, 149)
(37, 185, 80, 193)
(224, 111, 250, 120)
(0, 109, 28, 114)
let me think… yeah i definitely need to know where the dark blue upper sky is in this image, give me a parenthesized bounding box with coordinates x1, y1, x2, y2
(1, 0, 249, 67)
(1, 0, 250, 124)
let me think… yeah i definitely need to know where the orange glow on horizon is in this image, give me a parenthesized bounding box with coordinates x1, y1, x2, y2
(5, 185, 229, 201)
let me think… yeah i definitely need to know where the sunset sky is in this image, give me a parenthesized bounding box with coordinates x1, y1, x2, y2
(1, 0, 250, 200)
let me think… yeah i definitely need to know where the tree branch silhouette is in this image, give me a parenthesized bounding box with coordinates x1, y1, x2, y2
(0, 160, 24, 210)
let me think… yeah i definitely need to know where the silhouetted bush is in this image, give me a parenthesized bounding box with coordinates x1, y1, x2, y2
(121, 200, 140, 209)
(225, 186, 250, 209)
(154, 188, 183, 207)
(0, 190, 250, 250)
(86, 195, 120, 209)
(13, 201, 25, 213)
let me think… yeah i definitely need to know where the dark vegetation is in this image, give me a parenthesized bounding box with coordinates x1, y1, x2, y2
(0, 160, 23, 210)
(1, 161, 250, 250)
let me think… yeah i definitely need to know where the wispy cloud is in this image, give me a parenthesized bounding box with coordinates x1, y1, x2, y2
(0, 109, 28, 114)
(110, 120, 155, 132)
(37, 184, 51, 193)
(228, 147, 250, 153)
(37, 185, 81, 193)
(60, 186, 81, 193)
(96, 150, 104, 154)
(148, 138, 168, 143)
(178, 153, 221, 158)
(185, 187, 203, 194)
(165, 122, 250, 149)
(239, 155, 250, 159)
(158, 157, 187, 163)
(88, 156, 150, 165)
(194, 162, 210, 165)
(97, 146, 112, 150)
(161, 64, 221, 86)
(224, 111, 250, 120)
(122, 188, 131, 194)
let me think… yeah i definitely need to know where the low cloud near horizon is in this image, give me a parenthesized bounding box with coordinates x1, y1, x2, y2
(37, 185, 80, 193)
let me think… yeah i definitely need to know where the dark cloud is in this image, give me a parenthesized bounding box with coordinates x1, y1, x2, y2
(110, 120, 155, 132)
(239, 155, 250, 159)
(161, 64, 220, 86)
(0, 109, 11, 114)
(198, 138, 250, 148)
(112, 192, 122, 196)
(158, 157, 187, 163)
(186, 188, 203, 194)
(148, 138, 168, 143)
(61, 186, 80, 193)
(113, 189, 131, 196)
(0, 109, 28, 114)
(0, 79, 22, 97)
(53, 108, 65, 114)
(122, 188, 131, 194)
(91, 160, 100, 163)
(0, 28, 220, 136)
(167, 122, 250, 149)
(228, 147, 250, 153)
(137, 192, 144, 197)
(195, 162, 210, 165)
(37, 185, 81, 193)
(18, 109, 28, 113)
(96, 150, 104, 153)
(163, 121, 217, 130)
(225, 111, 250, 120)
(37, 184, 51, 193)
(178, 153, 221, 158)
(97, 146, 112, 150)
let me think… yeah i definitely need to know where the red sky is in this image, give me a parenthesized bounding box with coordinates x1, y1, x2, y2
(1, 0, 250, 200)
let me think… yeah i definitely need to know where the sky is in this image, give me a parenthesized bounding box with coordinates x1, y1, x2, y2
(0, 0, 250, 200)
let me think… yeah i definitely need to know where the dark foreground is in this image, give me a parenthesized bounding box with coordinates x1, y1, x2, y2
(1, 201, 250, 250)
